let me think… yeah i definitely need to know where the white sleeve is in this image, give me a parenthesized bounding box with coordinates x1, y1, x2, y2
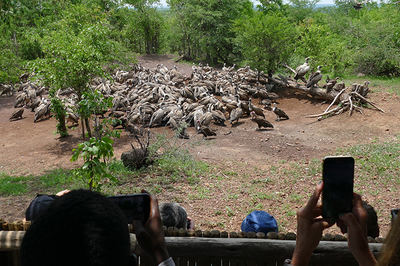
(158, 257, 176, 266)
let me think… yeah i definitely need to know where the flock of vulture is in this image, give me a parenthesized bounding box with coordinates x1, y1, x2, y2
(4, 58, 376, 139)
(6, 63, 292, 139)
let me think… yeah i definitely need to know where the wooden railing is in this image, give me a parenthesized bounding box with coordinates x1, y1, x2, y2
(0, 229, 384, 266)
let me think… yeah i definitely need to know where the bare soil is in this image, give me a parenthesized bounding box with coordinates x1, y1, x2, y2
(1, 54, 399, 236)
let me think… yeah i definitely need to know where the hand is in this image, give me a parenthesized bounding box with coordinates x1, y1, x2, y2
(338, 193, 377, 266)
(134, 190, 169, 264)
(291, 182, 333, 266)
(56, 189, 70, 197)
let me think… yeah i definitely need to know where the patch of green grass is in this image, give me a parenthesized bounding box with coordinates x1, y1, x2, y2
(338, 139, 400, 187)
(289, 193, 303, 203)
(154, 148, 209, 184)
(188, 186, 210, 200)
(252, 192, 274, 201)
(343, 76, 400, 96)
(214, 210, 222, 216)
(0, 174, 29, 196)
(38, 169, 77, 190)
(223, 170, 238, 177)
(226, 206, 235, 217)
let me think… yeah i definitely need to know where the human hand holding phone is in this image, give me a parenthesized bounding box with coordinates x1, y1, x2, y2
(134, 190, 170, 265)
(338, 193, 377, 266)
(291, 182, 334, 266)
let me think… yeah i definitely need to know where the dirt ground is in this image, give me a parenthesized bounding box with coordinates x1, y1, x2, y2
(1, 54, 399, 236)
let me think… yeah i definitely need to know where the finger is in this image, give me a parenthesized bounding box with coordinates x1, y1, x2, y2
(313, 218, 334, 230)
(312, 207, 322, 218)
(305, 182, 323, 211)
(141, 190, 159, 224)
(352, 193, 363, 208)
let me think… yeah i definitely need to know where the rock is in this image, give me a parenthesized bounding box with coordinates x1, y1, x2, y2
(121, 148, 151, 170)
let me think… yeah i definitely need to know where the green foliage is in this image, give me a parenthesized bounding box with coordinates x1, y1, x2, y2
(234, 11, 296, 74)
(0, 174, 28, 196)
(167, 0, 253, 64)
(287, 0, 319, 22)
(71, 135, 117, 191)
(0, 27, 22, 83)
(295, 19, 350, 76)
(77, 89, 113, 136)
(258, 0, 287, 14)
(50, 96, 68, 137)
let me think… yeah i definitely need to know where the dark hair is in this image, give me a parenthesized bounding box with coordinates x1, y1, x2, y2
(159, 203, 187, 229)
(21, 189, 131, 266)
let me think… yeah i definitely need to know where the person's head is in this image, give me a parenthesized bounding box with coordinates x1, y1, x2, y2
(21, 189, 131, 266)
(25, 194, 55, 222)
(159, 202, 188, 229)
(378, 215, 400, 266)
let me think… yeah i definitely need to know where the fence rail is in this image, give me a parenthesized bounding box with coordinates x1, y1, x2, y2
(0, 232, 383, 266)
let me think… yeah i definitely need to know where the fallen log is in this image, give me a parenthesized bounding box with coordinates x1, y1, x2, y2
(267, 74, 384, 121)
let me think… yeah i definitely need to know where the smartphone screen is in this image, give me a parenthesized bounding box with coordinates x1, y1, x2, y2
(322, 156, 354, 221)
(108, 193, 150, 223)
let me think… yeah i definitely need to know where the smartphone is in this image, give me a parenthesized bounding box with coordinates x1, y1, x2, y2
(322, 156, 354, 222)
(108, 193, 150, 223)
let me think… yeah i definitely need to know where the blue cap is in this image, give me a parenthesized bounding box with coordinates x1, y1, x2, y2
(241, 210, 278, 233)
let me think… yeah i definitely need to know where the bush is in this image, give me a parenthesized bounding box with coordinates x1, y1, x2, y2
(234, 11, 296, 75)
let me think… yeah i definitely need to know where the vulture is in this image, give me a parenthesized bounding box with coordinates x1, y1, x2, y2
(229, 101, 243, 125)
(196, 121, 216, 138)
(306, 66, 322, 88)
(272, 103, 289, 121)
(324, 77, 339, 93)
(250, 111, 273, 130)
(34, 101, 51, 123)
(9, 108, 24, 121)
(248, 98, 265, 118)
(294, 57, 310, 82)
(353, 0, 366, 9)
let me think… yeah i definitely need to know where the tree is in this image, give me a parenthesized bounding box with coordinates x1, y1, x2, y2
(31, 4, 119, 138)
(71, 91, 117, 191)
(121, 0, 164, 54)
(257, 0, 287, 14)
(287, 0, 319, 23)
(234, 11, 296, 75)
(167, 0, 252, 64)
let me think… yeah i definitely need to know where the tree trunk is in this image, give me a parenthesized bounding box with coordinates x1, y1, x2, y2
(81, 119, 85, 139)
(85, 117, 92, 138)
(58, 113, 68, 137)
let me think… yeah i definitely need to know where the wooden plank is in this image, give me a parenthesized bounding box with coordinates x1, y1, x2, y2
(0, 231, 25, 251)
(221, 258, 230, 266)
(210, 256, 221, 266)
(230, 258, 246, 266)
(197, 256, 211, 266)
(175, 256, 189, 266)
(187, 257, 196, 266)
(164, 238, 382, 265)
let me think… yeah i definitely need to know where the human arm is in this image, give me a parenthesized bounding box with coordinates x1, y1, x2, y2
(291, 182, 333, 266)
(134, 191, 174, 265)
(338, 193, 377, 266)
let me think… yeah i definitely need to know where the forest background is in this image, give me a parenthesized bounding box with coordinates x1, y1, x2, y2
(1, 0, 400, 84)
